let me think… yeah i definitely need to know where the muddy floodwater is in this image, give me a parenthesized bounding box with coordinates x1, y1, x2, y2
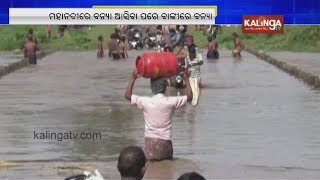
(0, 50, 320, 179)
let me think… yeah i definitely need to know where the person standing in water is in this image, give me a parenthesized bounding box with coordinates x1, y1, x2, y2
(108, 34, 121, 60)
(24, 36, 39, 64)
(186, 35, 203, 106)
(97, 35, 104, 58)
(206, 35, 219, 59)
(118, 36, 128, 58)
(46, 25, 52, 38)
(27, 28, 38, 45)
(232, 32, 245, 57)
(124, 69, 193, 161)
(58, 25, 67, 37)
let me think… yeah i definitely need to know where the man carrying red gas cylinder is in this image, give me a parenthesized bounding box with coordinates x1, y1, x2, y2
(124, 40, 203, 161)
(125, 51, 193, 161)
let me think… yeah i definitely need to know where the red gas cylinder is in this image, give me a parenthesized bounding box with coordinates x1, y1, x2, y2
(136, 52, 179, 79)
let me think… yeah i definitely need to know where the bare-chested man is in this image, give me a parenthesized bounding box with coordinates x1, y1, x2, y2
(58, 25, 67, 37)
(97, 35, 104, 58)
(108, 34, 120, 60)
(24, 36, 39, 64)
(232, 32, 245, 57)
(118, 36, 128, 58)
(27, 28, 38, 45)
(206, 35, 219, 59)
(46, 25, 52, 38)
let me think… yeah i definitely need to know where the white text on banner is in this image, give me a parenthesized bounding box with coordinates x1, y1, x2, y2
(9, 7, 217, 25)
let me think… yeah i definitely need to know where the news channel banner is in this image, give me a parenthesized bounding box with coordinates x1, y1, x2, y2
(0, 0, 320, 24)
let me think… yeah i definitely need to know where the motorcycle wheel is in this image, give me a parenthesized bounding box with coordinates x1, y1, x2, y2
(137, 43, 144, 50)
(175, 82, 183, 88)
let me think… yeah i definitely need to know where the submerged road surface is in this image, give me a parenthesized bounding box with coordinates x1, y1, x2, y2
(0, 50, 320, 179)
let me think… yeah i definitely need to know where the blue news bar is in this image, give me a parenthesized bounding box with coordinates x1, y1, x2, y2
(1, 0, 320, 24)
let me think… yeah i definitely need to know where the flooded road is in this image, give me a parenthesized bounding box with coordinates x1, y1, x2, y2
(0, 50, 320, 179)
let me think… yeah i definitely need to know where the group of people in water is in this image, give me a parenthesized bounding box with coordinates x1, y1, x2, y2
(20, 25, 246, 180)
(120, 25, 245, 179)
(21, 25, 244, 66)
(22, 25, 69, 65)
(96, 28, 129, 60)
(96, 25, 244, 60)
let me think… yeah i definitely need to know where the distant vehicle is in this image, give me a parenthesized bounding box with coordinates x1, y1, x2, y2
(129, 29, 144, 50)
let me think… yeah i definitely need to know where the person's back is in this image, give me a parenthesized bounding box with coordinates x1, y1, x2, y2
(130, 77, 190, 141)
(118, 36, 128, 58)
(207, 35, 219, 59)
(132, 93, 187, 139)
(97, 35, 104, 58)
(111, 38, 120, 59)
(110, 38, 118, 52)
(118, 41, 125, 52)
(108, 34, 121, 60)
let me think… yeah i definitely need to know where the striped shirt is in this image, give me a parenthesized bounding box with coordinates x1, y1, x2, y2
(189, 47, 202, 78)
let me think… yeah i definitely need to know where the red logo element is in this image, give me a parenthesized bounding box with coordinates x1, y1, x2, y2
(242, 15, 284, 34)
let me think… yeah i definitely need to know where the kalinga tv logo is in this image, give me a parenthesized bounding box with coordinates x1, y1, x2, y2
(242, 15, 284, 34)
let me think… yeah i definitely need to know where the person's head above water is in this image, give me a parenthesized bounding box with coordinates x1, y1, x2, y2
(28, 28, 33, 35)
(169, 28, 176, 36)
(120, 36, 126, 42)
(117, 146, 146, 180)
(150, 77, 168, 94)
(98, 35, 103, 41)
(232, 32, 238, 38)
(164, 46, 173, 52)
(110, 33, 118, 39)
(177, 172, 206, 180)
(185, 35, 194, 47)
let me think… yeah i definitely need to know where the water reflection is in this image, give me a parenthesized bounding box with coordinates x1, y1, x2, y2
(0, 50, 320, 179)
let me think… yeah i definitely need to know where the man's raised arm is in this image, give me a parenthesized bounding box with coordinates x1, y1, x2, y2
(124, 69, 139, 101)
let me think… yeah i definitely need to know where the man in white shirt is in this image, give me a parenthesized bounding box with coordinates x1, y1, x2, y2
(124, 69, 193, 161)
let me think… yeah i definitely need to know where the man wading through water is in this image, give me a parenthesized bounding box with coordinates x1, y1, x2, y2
(24, 36, 39, 64)
(186, 35, 203, 106)
(232, 32, 245, 58)
(124, 69, 193, 161)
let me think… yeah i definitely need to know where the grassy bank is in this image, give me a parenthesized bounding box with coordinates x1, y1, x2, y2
(0, 25, 319, 52)
(0, 25, 115, 51)
(192, 25, 320, 52)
